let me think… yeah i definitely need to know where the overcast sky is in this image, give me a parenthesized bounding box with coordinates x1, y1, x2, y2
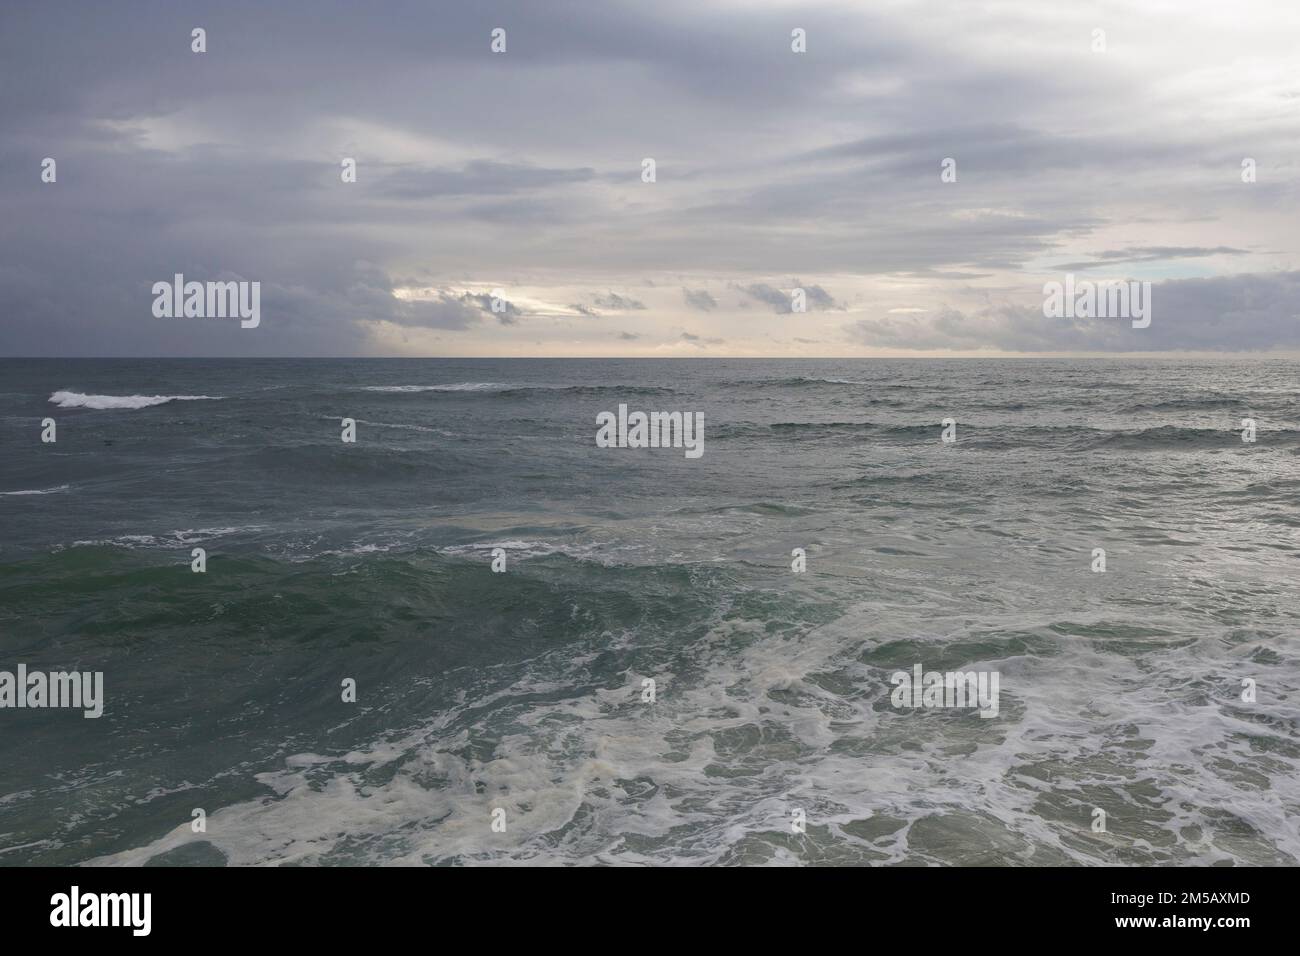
(2, 0, 1298, 357)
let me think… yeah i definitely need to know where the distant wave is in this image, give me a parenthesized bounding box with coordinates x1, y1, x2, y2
(68, 526, 267, 549)
(355, 419, 458, 436)
(717, 376, 927, 390)
(438, 538, 640, 565)
(713, 420, 934, 440)
(720, 376, 867, 388)
(0, 484, 69, 497)
(316, 416, 457, 436)
(49, 391, 223, 410)
(673, 501, 816, 517)
(1084, 425, 1300, 450)
(360, 382, 516, 393)
(1120, 397, 1246, 412)
(709, 419, 1300, 451)
(359, 383, 674, 396)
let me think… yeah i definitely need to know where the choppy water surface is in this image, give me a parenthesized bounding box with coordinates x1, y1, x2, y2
(1, 358, 1297, 865)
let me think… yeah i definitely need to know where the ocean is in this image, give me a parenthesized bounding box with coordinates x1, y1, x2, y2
(1, 357, 1297, 866)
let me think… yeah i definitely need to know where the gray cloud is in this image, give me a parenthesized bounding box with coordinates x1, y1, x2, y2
(682, 288, 716, 311)
(845, 272, 1300, 353)
(680, 331, 724, 346)
(737, 284, 794, 312)
(592, 292, 646, 310)
(377, 161, 596, 199)
(0, 1, 1297, 355)
(383, 292, 488, 330)
(737, 281, 841, 313)
(459, 291, 521, 319)
(1054, 246, 1251, 272)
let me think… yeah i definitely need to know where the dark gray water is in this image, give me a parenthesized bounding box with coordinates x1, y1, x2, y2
(1, 358, 1297, 865)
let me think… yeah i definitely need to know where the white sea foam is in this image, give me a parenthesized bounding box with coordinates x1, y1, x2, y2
(168, 526, 265, 544)
(439, 539, 645, 565)
(0, 484, 69, 497)
(316, 543, 394, 557)
(69, 526, 266, 549)
(49, 391, 223, 410)
(87, 592, 1300, 868)
(87, 614, 881, 866)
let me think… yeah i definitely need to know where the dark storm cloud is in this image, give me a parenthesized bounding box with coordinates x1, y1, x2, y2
(282, 273, 491, 332)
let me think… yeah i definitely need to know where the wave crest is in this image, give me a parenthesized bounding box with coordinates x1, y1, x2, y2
(49, 391, 223, 410)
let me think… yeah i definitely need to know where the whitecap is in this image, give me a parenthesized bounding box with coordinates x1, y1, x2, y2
(0, 484, 69, 497)
(48, 391, 224, 410)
